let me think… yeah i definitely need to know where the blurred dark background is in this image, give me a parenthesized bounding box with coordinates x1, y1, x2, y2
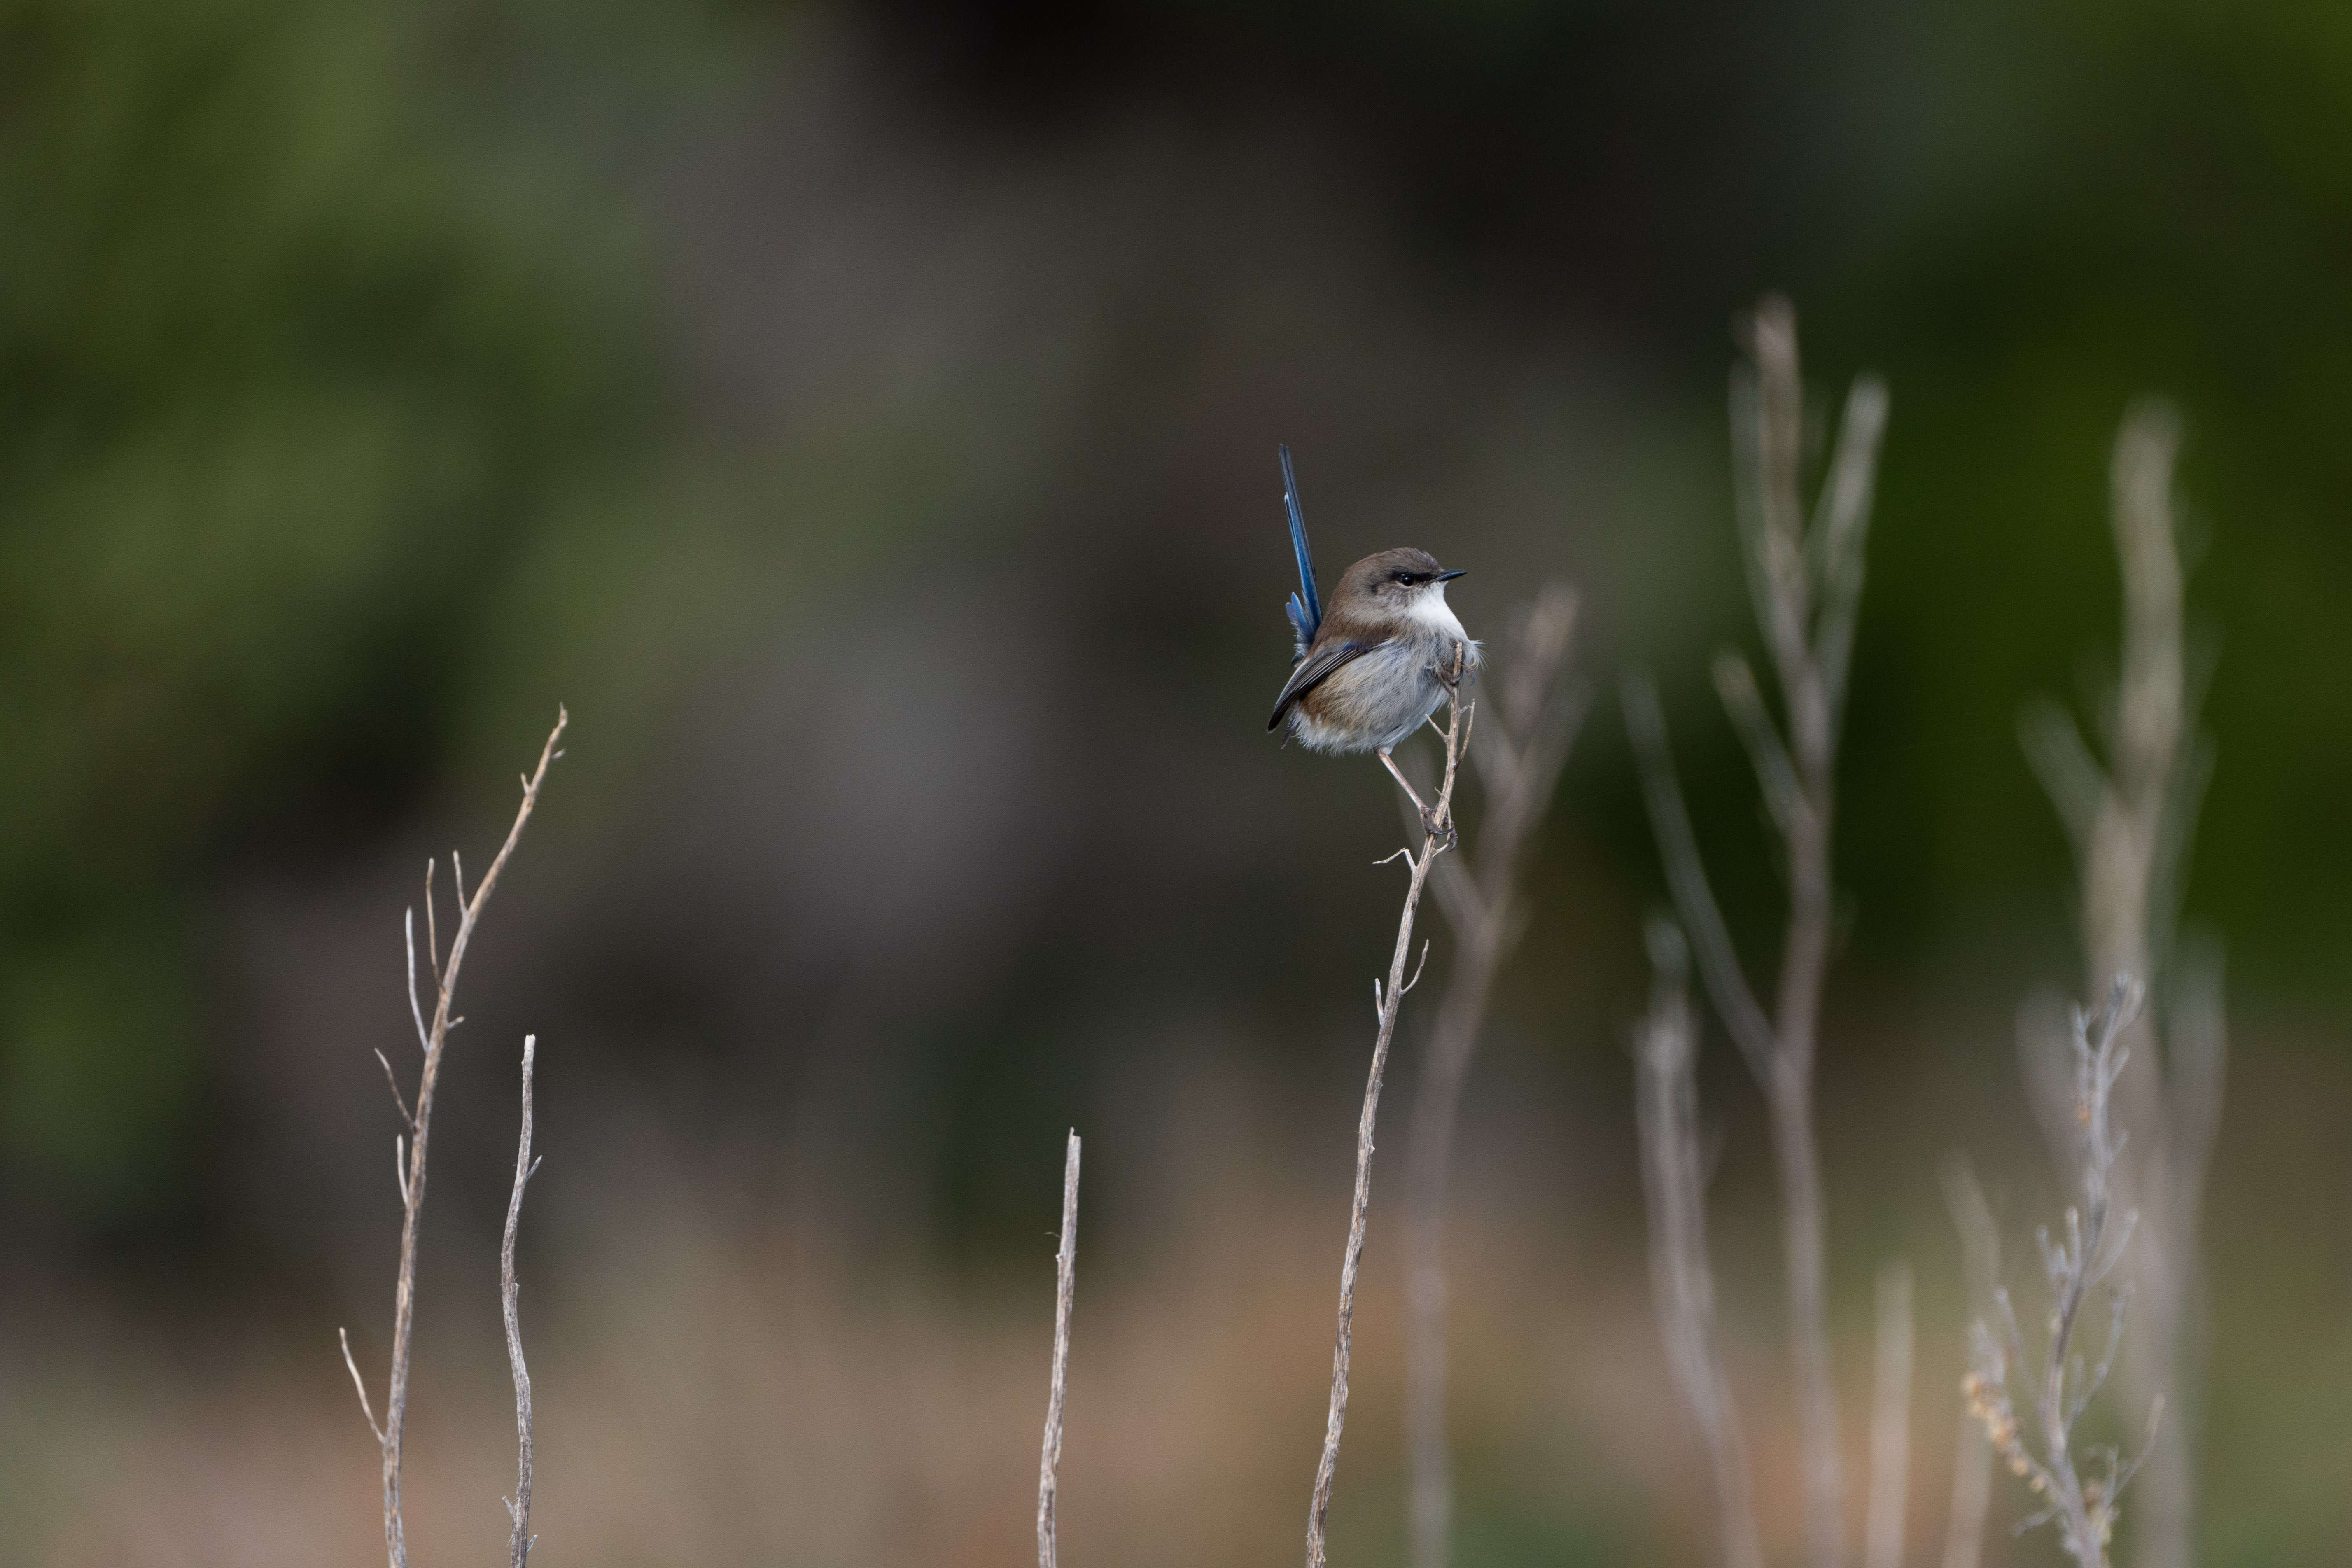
(3, 0, 2350, 1562)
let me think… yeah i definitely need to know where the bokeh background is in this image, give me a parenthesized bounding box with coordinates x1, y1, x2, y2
(4, 0, 2352, 1562)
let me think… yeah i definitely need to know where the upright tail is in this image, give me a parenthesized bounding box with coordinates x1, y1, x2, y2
(1280, 444, 1322, 658)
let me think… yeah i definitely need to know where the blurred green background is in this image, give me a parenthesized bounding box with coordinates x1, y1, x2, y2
(2, 0, 2350, 1562)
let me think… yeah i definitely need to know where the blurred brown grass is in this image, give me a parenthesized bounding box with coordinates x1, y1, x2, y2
(1, 1036, 2345, 1567)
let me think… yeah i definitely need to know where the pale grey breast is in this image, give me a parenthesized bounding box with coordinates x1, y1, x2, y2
(1288, 621, 1480, 754)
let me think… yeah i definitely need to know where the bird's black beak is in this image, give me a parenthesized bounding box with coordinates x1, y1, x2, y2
(1434, 569, 1467, 582)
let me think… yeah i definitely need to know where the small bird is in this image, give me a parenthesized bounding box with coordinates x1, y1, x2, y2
(1265, 445, 1480, 831)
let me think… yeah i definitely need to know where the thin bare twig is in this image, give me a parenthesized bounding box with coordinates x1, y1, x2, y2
(1305, 645, 1472, 1568)
(343, 708, 567, 1568)
(1634, 919, 1764, 1568)
(1038, 1130, 1082, 1568)
(1939, 1157, 2000, 1568)
(339, 1328, 384, 1444)
(502, 1035, 543, 1568)
(1866, 1261, 1915, 1568)
(1401, 584, 1582, 1568)
(1624, 296, 1888, 1568)
(372, 1049, 414, 1127)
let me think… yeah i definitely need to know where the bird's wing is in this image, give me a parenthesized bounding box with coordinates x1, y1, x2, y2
(1267, 637, 1380, 731)
(1280, 445, 1321, 656)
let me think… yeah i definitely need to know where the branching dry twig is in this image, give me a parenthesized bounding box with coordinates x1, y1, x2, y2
(1306, 645, 1473, 1568)
(1401, 583, 1583, 1568)
(1634, 919, 1765, 1568)
(1038, 1130, 1081, 1568)
(1624, 297, 1888, 1568)
(1963, 979, 2160, 1568)
(2019, 403, 2221, 1568)
(502, 1034, 544, 1568)
(338, 708, 566, 1568)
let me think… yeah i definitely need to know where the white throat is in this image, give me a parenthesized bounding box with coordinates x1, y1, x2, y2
(1406, 581, 1467, 639)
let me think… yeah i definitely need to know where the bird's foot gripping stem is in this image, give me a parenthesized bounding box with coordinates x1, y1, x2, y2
(1431, 639, 1469, 692)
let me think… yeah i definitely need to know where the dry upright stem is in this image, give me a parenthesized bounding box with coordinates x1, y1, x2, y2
(1634, 920, 1764, 1568)
(1305, 646, 1472, 1568)
(1939, 1157, 2001, 1568)
(2020, 404, 2222, 1568)
(502, 1035, 544, 1568)
(1038, 1130, 1081, 1568)
(1403, 584, 1583, 1568)
(1624, 296, 1888, 1568)
(1964, 979, 2160, 1568)
(339, 709, 566, 1568)
(1866, 1261, 1915, 1568)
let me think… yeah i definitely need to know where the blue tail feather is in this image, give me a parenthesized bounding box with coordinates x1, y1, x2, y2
(1279, 444, 1321, 656)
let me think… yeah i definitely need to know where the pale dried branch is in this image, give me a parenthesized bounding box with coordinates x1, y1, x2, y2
(1620, 672, 1776, 1081)
(355, 707, 567, 1568)
(1866, 1261, 1914, 1568)
(1038, 1130, 1081, 1568)
(1730, 296, 1811, 691)
(339, 1327, 385, 1445)
(372, 1049, 414, 1128)
(422, 860, 442, 992)
(1810, 375, 1890, 732)
(1963, 979, 2157, 1568)
(1634, 919, 1763, 1568)
(1402, 587, 1581, 1568)
(1939, 1157, 2000, 1568)
(502, 1035, 542, 1568)
(1623, 299, 1887, 1568)
(1305, 644, 1471, 1568)
(2019, 702, 2105, 863)
(1713, 652, 1804, 844)
(403, 908, 432, 1055)
(2023, 401, 2222, 1568)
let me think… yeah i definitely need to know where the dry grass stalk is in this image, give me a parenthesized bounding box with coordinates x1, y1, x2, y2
(502, 1034, 545, 1568)
(1038, 1130, 1081, 1568)
(1633, 919, 1765, 1568)
(1402, 582, 1584, 1568)
(1938, 1158, 2001, 1568)
(338, 708, 567, 1568)
(2019, 403, 2222, 1568)
(1963, 979, 2161, 1568)
(1624, 296, 1889, 1568)
(1866, 1261, 1914, 1568)
(1304, 644, 1472, 1568)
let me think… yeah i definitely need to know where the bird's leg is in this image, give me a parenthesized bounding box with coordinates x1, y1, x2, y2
(1379, 747, 1447, 843)
(1377, 747, 1431, 818)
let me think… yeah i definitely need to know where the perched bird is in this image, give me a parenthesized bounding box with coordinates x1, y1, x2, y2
(1265, 445, 1480, 830)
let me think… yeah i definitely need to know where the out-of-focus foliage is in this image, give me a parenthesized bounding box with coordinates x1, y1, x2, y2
(869, 0, 2352, 982)
(4, 0, 2352, 1255)
(0, 0, 634, 1215)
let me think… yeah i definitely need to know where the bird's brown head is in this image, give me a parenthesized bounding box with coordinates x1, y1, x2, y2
(1326, 547, 1465, 626)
